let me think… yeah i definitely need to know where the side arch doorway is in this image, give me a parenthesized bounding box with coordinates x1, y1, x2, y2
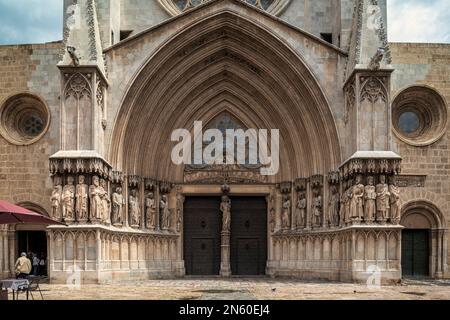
(401, 201, 448, 279)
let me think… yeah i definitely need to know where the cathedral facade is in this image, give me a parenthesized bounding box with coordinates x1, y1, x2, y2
(0, 0, 449, 284)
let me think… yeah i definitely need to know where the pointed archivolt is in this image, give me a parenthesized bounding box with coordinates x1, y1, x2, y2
(159, 0, 290, 16)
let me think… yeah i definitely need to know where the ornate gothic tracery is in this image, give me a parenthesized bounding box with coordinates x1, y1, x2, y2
(158, 0, 290, 16)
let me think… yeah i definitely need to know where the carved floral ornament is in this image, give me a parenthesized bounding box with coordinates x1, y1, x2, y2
(158, 0, 291, 16)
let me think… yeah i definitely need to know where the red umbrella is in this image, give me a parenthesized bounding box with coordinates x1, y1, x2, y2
(0, 200, 65, 225)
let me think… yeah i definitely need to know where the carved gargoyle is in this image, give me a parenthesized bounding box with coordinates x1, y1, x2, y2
(67, 46, 80, 66)
(368, 47, 385, 70)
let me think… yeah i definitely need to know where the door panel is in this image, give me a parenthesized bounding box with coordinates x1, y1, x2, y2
(231, 197, 267, 275)
(402, 229, 430, 277)
(183, 197, 221, 275)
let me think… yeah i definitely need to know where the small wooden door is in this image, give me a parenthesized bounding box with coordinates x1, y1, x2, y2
(230, 197, 267, 275)
(402, 229, 430, 277)
(183, 197, 221, 275)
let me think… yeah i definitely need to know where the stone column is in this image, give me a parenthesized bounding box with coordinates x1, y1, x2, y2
(220, 230, 231, 277)
(219, 186, 231, 277)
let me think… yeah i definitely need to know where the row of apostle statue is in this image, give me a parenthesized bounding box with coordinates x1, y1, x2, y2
(274, 174, 401, 233)
(50, 175, 183, 232)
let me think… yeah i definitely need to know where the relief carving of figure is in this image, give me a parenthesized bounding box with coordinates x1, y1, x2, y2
(51, 183, 62, 220)
(89, 176, 103, 221)
(220, 195, 231, 232)
(376, 175, 390, 223)
(389, 176, 401, 224)
(76, 175, 88, 221)
(100, 179, 111, 223)
(176, 193, 185, 232)
(111, 187, 125, 225)
(295, 192, 307, 229)
(268, 195, 275, 233)
(160, 195, 170, 230)
(350, 175, 364, 221)
(364, 176, 377, 224)
(328, 186, 340, 227)
(269, 207, 275, 233)
(281, 195, 291, 230)
(145, 192, 157, 230)
(129, 189, 140, 227)
(344, 184, 352, 224)
(312, 190, 322, 227)
(62, 176, 75, 221)
(339, 189, 346, 226)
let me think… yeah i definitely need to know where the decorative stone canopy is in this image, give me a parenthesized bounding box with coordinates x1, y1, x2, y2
(49, 150, 112, 179)
(340, 151, 402, 181)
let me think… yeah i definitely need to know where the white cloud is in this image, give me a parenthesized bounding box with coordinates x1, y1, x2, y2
(387, 0, 450, 43)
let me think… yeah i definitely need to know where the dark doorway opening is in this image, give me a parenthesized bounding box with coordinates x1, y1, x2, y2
(17, 231, 48, 276)
(183, 197, 221, 275)
(402, 229, 430, 278)
(230, 197, 267, 275)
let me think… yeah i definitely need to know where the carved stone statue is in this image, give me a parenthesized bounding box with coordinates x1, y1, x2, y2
(220, 195, 231, 232)
(364, 176, 377, 224)
(129, 189, 140, 227)
(76, 175, 88, 222)
(339, 189, 346, 226)
(176, 193, 184, 232)
(145, 192, 157, 230)
(376, 175, 390, 223)
(281, 195, 291, 230)
(389, 176, 401, 224)
(160, 195, 170, 230)
(295, 192, 307, 229)
(350, 175, 364, 222)
(100, 179, 111, 223)
(269, 207, 275, 233)
(67, 46, 80, 66)
(344, 187, 352, 224)
(369, 47, 385, 70)
(62, 176, 75, 221)
(312, 190, 322, 227)
(111, 187, 125, 226)
(328, 186, 340, 227)
(51, 183, 62, 220)
(90, 176, 103, 221)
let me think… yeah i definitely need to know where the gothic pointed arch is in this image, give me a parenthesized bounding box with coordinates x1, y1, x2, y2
(109, 10, 341, 182)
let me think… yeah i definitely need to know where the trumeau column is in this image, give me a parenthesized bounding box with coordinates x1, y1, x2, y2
(219, 184, 231, 277)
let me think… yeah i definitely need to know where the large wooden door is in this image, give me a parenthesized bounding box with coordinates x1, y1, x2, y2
(402, 229, 430, 277)
(230, 197, 267, 275)
(183, 197, 221, 275)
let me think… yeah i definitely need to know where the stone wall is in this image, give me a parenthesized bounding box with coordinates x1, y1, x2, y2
(0, 43, 62, 213)
(390, 43, 450, 277)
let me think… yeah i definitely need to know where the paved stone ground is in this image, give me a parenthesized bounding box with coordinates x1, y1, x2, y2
(12, 278, 450, 300)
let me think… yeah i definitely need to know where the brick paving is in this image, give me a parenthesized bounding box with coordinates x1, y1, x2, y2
(8, 278, 450, 300)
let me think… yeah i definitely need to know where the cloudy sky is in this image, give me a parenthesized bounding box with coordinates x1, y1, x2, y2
(0, 0, 449, 45)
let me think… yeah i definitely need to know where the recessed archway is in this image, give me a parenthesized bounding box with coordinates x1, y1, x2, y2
(401, 201, 448, 279)
(109, 11, 341, 182)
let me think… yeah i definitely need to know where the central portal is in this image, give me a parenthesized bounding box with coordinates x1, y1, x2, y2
(183, 196, 267, 276)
